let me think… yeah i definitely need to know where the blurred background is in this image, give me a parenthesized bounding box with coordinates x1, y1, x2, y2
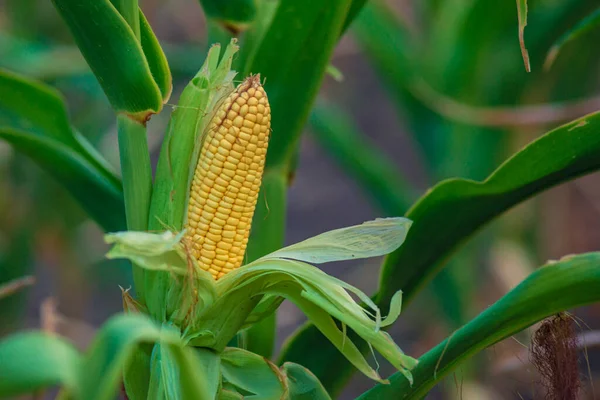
(2, 0, 600, 398)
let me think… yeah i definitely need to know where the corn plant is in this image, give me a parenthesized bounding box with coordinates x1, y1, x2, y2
(1, 0, 600, 399)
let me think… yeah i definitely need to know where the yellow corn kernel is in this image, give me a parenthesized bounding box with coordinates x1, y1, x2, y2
(185, 75, 270, 279)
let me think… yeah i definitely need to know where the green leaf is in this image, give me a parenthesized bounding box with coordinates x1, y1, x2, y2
(234, 0, 278, 71)
(139, 9, 172, 101)
(194, 348, 221, 399)
(51, 0, 170, 117)
(77, 313, 214, 400)
(220, 259, 417, 382)
(0, 69, 77, 148)
(377, 111, 600, 309)
(0, 332, 82, 397)
(239, 0, 354, 361)
(220, 348, 285, 398)
(0, 69, 125, 231)
(279, 111, 600, 394)
(105, 231, 188, 274)
(544, 7, 600, 69)
(282, 363, 332, 400)
(341, 0, 369, 32)
(243, 0, 352, 169)
(358, 252, 600, 399)
(0, 69, 120, 185)
(259, 217, 411, 264)
(0, 129, 125, 232)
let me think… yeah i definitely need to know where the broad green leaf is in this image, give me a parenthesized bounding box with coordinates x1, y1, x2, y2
(544, 7, 600, 69)
(358, 252, 600, 399)
(240, 0, 353, 360)
(0, 69, 119, 185)
(194, 348, 221, 399)
(77, 313, 214, 400)
(123, 343, 153, 400)
(52, 0, 169, 117)
(279, 111, 600, 393)
(105, 231, 188, 274)
(0, 69, 77, 147)
(0, 332, 81, 397)
(220, 348, 285, 398)
(341, 0, 369, 32)
(377, 111, 600, 308)
(219, 259, 417, 382)
(243, 0, 352, 169)
(234, 0, 278, 71)
(0, 129, 125, 232)
(0, 69, 125, 231)
(259, 218, 411, 264)
(282, 363, 332, 400)
(220, 389, 244, 399)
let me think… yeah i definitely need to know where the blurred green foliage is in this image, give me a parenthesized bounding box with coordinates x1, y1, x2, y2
(1, 0, 600, 398)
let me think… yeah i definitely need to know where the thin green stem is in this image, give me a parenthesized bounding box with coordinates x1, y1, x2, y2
(117, 114, 152, 304)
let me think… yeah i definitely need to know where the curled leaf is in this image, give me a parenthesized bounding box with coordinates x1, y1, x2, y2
(259, 218, 411, 264)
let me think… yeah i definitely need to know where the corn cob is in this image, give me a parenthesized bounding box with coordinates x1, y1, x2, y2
(185, 75, 270, 279)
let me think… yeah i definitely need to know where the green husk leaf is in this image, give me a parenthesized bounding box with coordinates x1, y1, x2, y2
(52, 0, 167, 116)
(220, 348, 285, 398)
(106, 231, 188, 274)
(146, 39, 239, 322)
(105, 218, 417, 382)
(259, 217, 411, 264)
(278, 108, 600, 394)
(282, 362, 332, 400)
(77, 313, 214, 400)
